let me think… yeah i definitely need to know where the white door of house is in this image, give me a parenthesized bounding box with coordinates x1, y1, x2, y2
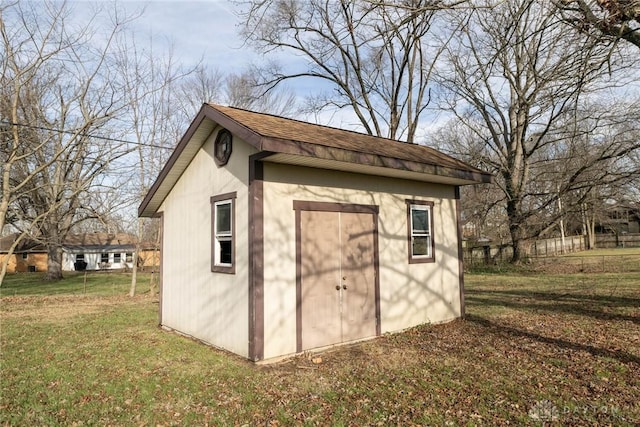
(299, 209, 377, 350)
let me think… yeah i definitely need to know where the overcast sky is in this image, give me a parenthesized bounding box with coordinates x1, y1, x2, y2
(122, 1, 251, 71)
(88, 0, 368, 129)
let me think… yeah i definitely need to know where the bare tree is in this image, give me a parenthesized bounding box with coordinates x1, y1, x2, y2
(557, 0, 640, 48)
(122, 53, 300, 296)
(225, 69, 298, 116)
(176, 65, 225, 120)
(178, 65, 299, 117)
(431, 122, 509, 243)
(436, 0, 640, 262)
(238, 0, 465, 141)
(0, 1, 73, 236)
(558, 103, 640, 247)
(0, 1, 140, 282)
(113, 32, 199, 297)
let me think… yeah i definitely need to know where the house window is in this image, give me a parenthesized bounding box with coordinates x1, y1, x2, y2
(211, 192, 237, 274)
(101, 253, 109, 264)
(114, 253, 122, 264)
(126, 253, 133, 263)
(21, 253, 28, 260)
(76, 254, 85, 261)
(406, 200, 435, 263)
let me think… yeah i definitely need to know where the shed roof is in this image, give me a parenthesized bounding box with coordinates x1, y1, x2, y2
(139, 104, 492, 217)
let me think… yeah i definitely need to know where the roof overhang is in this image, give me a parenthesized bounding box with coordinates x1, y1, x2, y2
(63, 244, 136, 252)
(138, 109, 219, 217)
(139, 104, 493, 217)
(262, 152, 490, 186)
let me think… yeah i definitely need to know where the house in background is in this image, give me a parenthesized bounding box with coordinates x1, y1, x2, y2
(595, 203, 640, 235)
(61, 233, 137, 271)
(0, 234, 48, 273)
(0, 233, 159, 273)
(139, 104, 491, 362)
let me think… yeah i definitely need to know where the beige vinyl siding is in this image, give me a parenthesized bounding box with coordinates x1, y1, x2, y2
(261, 163, 462, 360)
(159, 131, 257, 357)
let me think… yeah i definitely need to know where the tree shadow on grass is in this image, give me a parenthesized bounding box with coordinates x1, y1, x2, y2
(466, 314, 640, 366)
(466, 288, 640, 325)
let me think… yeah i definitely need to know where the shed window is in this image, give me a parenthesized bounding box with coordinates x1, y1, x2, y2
(114, 253, 122, 264)
(76, 254, 85, 261)
(406, 200, 435, 263)
(101, 253, 109, 263)
(211, 192, 237, 274)
(126, 253, 133, 263)
(21, 253, 28, 260)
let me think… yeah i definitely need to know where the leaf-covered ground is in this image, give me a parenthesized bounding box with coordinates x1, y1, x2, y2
(1, 271, 638, 426)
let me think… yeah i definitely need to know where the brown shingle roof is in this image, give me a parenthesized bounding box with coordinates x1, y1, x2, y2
(0, 233, 44, 253)
(211, 104, 474, 172)
(0, 233, 152, 253)
(63, 233, 137, 249)
(139, 104, 492, 217)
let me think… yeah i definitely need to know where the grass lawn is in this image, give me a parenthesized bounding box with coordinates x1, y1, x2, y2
(531, 248, 640, 274)
(1, 260, 639, 425)
(0, 271, 153, 297)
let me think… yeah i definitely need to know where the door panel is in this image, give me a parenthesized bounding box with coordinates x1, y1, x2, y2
(340, 212, 377, 342)
(299, 209, 377, 351)
(300, 210, 341, 350)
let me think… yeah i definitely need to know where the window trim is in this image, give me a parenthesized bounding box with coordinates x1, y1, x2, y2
(406, 199, 435, 264)
(211, 192, 237, 274)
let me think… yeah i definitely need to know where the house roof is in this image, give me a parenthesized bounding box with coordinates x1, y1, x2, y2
(0, 233, 45, 253)
(139, 104, 493, 217)
(0, 233, 153, 253)
(62, 233, 138, 252)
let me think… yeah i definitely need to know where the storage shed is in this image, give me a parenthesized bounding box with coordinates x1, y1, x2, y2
(139, 104, 492, 362)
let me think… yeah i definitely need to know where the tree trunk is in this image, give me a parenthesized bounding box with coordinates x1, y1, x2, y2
(149, 223, 161, 298)
(129, 219, 143, 297)
(0, 252, 10, 286)
(558, 190, 566, 254)
(588, 212, 596, 249)
(46, 244, 64, 280)
(507, 198, 525, 263)
(581, 201, 597, 250)
(510, 232, 524, 263)
(129, 249, 138, 297)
